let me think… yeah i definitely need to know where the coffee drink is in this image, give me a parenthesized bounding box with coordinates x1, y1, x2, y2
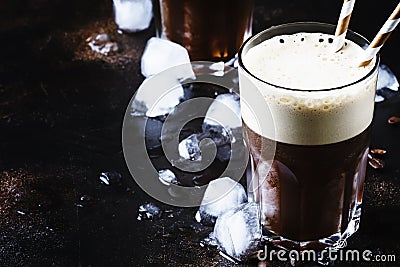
(238, 24, 379, 246)
(157, 0, 254, 61)
(242, 123, 370, 241)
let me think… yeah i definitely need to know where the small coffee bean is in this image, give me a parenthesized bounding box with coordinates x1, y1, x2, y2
(370, 148, 387, 155)
(388, 116, 400, 124)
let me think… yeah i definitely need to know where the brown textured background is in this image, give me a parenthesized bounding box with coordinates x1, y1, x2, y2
(1, 0, 400, 266)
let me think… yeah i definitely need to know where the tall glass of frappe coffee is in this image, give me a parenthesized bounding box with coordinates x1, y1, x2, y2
(238, 22, 379, 249)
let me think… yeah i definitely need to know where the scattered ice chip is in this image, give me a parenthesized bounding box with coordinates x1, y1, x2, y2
(213, 202, 262, 261)
(92, 33, 109, 42)
(178, 133, 202, 161)
(99, 171, 122, 186)
(200, 232, 218, 248)
(137, 203, 162, 221)
(196, 177, 247, 226)
(87, 34, 118, 56)
(158, 169, 178, 185)
(113, 0, 153, 32)
(141, 37, 193, 78)
(79, 195, 95, 207)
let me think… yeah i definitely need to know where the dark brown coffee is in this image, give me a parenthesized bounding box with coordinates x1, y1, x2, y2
(243, 121, 370, 242)
(158, 0, 254, 61)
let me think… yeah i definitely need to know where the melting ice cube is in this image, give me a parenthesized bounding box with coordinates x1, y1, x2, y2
(113, 0, 153, 32)
(178, 133, 202, 161)
(141, 37, 193, 78)
(196, 177, 247, 226)
(202, 94, 241, 146)
(203, 93, 241, 130)
(201, 93, 242, 161)
(131, 77, 184, 117)
(213, 202, 262, 261)
(176, 94, 242, 162)
(132, 38, 195, 117)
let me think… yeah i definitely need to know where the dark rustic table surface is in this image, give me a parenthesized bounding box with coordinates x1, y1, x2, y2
(1, 0, 400, 266)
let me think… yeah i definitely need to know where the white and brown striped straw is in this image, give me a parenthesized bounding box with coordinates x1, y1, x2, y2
(359, 2, 400, 67)
(333, 0, 356, 52)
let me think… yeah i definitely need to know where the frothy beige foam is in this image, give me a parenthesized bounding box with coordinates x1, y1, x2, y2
(240, 32, 378, 145)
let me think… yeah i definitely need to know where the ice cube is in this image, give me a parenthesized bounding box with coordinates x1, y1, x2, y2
(158, 169, 178, 185)
(137, 203, 162, 221)
(203, 93, 241, 130)
(213, 202, 262, 262)
(132, 38, 195, 117)
(200, 93, 242, 161)
(131, 77, 184, 117)
(141, 37, 193, 78)
(113, 0, 153, 32)
(196, 177, 247, 226)
(203, 94, 239, 143)
(178, 131, 232, 163)
(177, 128, 241, 164)
(203, 124, 230, 147)
(178, 133, 202, 161)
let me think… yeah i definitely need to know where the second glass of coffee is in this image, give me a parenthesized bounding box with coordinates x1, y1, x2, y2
(154, 0, 254, 61)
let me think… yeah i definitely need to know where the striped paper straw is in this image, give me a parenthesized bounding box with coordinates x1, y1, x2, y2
(333, 0, 356, 52)
(359, 2, 400, 67)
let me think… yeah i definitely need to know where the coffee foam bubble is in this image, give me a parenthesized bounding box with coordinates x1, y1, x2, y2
(240, 32, 378, 145)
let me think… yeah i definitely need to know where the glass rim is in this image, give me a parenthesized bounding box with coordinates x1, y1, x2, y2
(238, 22, 380, 92)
